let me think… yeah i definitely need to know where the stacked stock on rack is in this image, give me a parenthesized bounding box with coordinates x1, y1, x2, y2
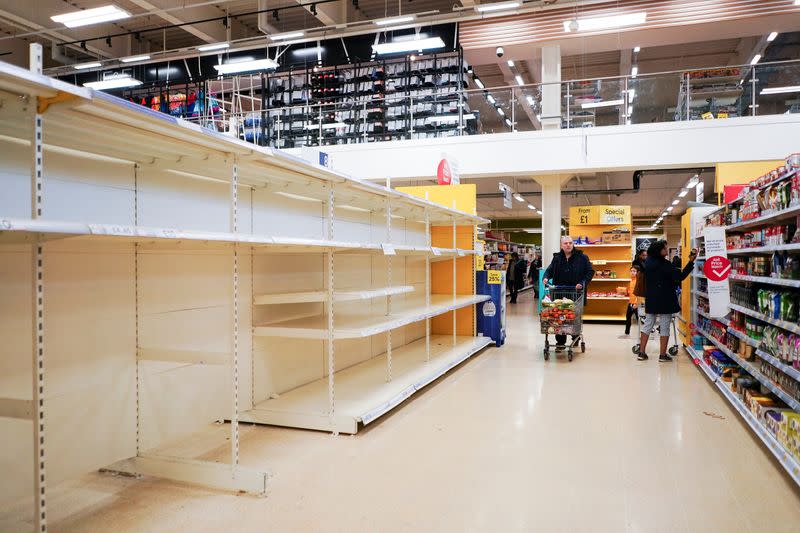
(568, 205, 633, 321)
(685, 153, 800, 487)
(0, 58, 491, 524)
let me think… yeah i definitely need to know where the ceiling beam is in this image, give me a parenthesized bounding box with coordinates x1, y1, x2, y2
(128, 0, 229, 44)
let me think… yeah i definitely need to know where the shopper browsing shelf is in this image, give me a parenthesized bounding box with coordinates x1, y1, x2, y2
(622, 250, 647, 338)
(507, 252, 527, 304)
(637, 241, 697, 362)
(543, 236, 595, 351)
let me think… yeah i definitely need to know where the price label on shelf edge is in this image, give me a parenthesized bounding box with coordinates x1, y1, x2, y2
(487, 270, 502, 284)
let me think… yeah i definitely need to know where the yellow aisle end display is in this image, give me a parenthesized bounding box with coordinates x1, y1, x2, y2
(568, 205, 632, 322)
(397, 184, 478, 336)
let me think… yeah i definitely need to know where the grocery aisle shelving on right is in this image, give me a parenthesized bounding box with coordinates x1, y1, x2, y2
(686, 153, 800, 486)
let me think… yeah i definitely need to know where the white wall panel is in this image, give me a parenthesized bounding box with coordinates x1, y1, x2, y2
(318, 114, 800, 180)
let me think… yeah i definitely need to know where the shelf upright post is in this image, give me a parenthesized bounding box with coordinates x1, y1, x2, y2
(134, 165, 141, 457)
(385, 177, 393, 382)
(230, 157, 241, 473)
(685, 73, 691, 121)
(362, 101, 368, 143)
(425, 194, 431, 362)
(28, 42, 47, 533)
(326, 184, 337, 433)
(452, 206, 457, 347)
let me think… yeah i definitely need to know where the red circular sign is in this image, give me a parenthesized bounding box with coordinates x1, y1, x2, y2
(703, 256, 732, 282)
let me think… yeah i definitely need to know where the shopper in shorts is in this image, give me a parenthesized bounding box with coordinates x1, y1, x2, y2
(543, 236, 594, 351)
(638, 240, 697, 362)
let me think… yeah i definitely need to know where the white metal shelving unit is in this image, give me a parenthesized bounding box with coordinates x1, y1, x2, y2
(0, 54, 490, 529)
(685, 345, 800, 486)
(685, 167, 800, 491)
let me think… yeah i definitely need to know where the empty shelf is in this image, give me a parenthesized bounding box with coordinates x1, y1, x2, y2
(254, 285, 415, 304)
(240, 335, 492, 433)
(254, 294, 490, 339)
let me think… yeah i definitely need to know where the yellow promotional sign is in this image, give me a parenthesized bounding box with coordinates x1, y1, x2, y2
(569, 205, 631, 226)
(701, 112, 714, 120)
(487, 270, 502, 284)
(476, 256, 485, 271)
(717, 112, 728, 119)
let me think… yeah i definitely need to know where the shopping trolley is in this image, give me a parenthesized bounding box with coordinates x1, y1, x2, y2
(540, 285, 586, 362)
(631, 309, 680, 356)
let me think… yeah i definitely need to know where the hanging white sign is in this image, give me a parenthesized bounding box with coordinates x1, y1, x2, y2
(702, 226, 731, 318)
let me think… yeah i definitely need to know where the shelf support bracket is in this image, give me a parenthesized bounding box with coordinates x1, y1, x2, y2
(425, 195, 431, 362)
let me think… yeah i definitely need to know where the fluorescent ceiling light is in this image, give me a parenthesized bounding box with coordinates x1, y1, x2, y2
(631, 66, 638, 78)
(293, 46, 324, 57)
(686, 176, 700, 188)
(198, 42, 229, 51)
(51, 5, 130, 28)
(271, 31, 305, 41)
(666, 206, 674, 212)
(474, 77, 485, 89)
(121, 55, 150, 63)
(497, 107, 505, 116)
(627, 105, 633, 115)
(761, 85, 800, 95)
(475, 1, 520, 13)
(750, 54, 761, 65)
(505, 118, 513, 127)
(73, 62, 102, 70)
(527, 204, 536, 210)
(678, 189, 688, 197)
(515, 75, 524, 86)
(374, 15, 416, 26)
(563, 12, 647, 33)
(507, 60, 514, 67)
(372, 37, 445, 55)
(84, 77, 142, 90)
(425, 114, 475, 123)
(303, 122, 347, 130)
(628, 88, 636, 100)
(487, 94, 496, 104)
(767, 31, 779, 42)
(513, 193, 524, 202)
(671, 200, 680, 206)
(526, 95, 535, 105)
(214, 58, 279, 74)
(633, 46, 641, 53)
(581, 98, 624, 109)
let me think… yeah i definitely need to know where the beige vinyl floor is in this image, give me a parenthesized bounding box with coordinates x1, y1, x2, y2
(4, 289, 800, 532)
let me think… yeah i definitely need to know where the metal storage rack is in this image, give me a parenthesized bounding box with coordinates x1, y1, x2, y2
(0, 49, 489, 531)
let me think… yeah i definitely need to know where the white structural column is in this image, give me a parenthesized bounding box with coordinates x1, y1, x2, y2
(540, 45, 562, 131)
(535, 176, 570, 268)
(29, 42, 47, 533)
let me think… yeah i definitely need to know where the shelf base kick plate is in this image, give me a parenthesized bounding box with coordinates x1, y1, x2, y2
(100, 454, 269, 495)
(240, 336, 492, 434)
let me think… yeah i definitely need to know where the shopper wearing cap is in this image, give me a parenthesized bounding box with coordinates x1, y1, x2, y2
(638, 240, 697, 362)
(542, 236, 595, 351)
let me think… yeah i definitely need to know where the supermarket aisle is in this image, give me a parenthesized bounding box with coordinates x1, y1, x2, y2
(6, 290, 800, 532)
